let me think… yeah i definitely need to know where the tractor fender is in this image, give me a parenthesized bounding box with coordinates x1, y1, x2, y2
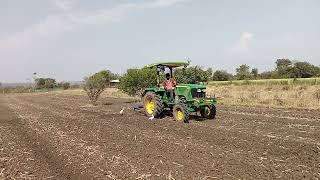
(144, 88, 165, 97)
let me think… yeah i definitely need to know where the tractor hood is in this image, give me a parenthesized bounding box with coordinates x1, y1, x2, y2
(175, 84, 208, 101)
(176, 84, 206, 89)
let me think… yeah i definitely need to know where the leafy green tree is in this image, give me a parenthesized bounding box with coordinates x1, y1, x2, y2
(110, 73, 121, 80)
(62, 82, 70, 90)
(236, 64, 252, 80)
(174, 66, 212, 84)
(275, 59, 293, 78)
(206, 68, 213, 81)
(251, 68, 258, 79)
(44, 78, 56, 89)
(35, 78, 45, 89)
(198, 67, 213, 82)
(276, 58, 292, 68)
(119, 67, 157, 96)
(174, 68, 195, 84)
(212, 70, 233, 81)
(291, 61, 320, 78)
(84, 70, 110, 105)
(35, 78, 57, 89)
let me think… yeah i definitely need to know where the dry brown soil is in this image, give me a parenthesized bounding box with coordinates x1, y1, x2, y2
(0, 93, 319, 179)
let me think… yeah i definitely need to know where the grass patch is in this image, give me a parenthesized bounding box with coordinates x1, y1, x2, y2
(207, 84, 320, 110)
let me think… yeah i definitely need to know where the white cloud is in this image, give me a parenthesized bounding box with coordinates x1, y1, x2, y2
(0, 0, 187, 56)
(234, 32, 254, 50)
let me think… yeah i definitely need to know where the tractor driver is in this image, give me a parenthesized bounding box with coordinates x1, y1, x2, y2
(163, 73, 176, 102)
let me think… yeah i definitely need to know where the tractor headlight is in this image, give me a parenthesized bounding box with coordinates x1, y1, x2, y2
(197, 89, 202, 93)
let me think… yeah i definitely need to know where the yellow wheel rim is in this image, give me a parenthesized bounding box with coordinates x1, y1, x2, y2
(145, 98, 155, 114)
(176, 109, 184, 121)
(205, 106, 211, 116)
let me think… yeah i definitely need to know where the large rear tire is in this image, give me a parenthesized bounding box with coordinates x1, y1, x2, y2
(200, 105, 216, 119)
(173, 103, 189, 123)
(143, 92, 163, 118)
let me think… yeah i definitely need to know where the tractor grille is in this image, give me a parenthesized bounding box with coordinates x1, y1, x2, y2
(191, 89, 206, 98)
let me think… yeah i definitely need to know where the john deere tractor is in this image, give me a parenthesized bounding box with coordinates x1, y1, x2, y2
(142, 62, 217, 123)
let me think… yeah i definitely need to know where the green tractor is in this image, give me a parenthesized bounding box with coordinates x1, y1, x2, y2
(142, 62, 217, 123)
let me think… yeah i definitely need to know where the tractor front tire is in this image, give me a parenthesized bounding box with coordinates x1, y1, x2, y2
(143, 92, 163, 118)
(200, 105, 216, 119)
(173, 103, 189, 123)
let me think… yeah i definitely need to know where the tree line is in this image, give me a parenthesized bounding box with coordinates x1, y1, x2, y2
(35, 78, 71, 90)
(211, 59, 320, 81)
(120, 59, 320, 89)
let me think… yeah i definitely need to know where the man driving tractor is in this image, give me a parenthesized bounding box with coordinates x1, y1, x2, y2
(143, 62, 217, 123)
(162, 73, 176, 102)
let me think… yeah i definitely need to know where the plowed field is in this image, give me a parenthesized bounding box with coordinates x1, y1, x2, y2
(0, 93, 319, 179)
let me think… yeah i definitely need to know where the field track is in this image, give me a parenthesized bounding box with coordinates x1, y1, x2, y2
(0, 93, 319, 179)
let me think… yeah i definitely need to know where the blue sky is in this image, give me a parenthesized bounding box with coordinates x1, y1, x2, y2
(0, 0, 319, 82)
